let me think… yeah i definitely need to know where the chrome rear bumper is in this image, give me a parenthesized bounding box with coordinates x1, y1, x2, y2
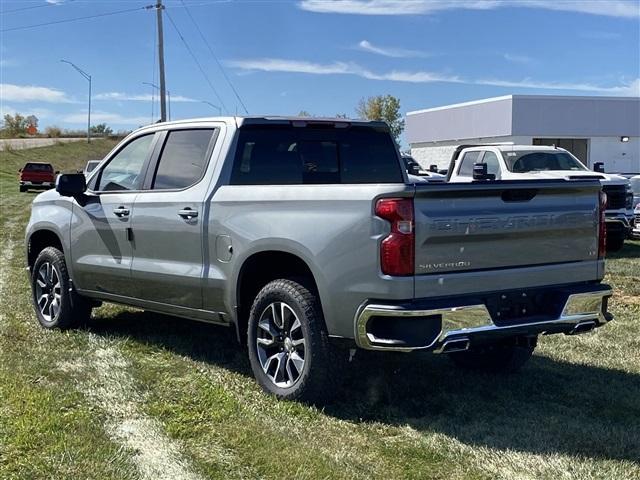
(354, 287, 612, 352)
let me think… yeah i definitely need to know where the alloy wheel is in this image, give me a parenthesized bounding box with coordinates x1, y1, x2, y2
(35, 262, 62, 322)
(256, 302, 306, 388)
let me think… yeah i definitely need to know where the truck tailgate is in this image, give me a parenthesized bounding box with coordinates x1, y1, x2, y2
(413, 180, 600, 276)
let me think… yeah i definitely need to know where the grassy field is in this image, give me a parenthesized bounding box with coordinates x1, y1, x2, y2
(1, 141, 639, 480)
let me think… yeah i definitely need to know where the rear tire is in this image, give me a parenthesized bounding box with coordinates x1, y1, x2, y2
(247, 279, 337, 403)
(19, 186, 26, 192)
(450, 336, 537, 373)
(31, 247, 92, 329)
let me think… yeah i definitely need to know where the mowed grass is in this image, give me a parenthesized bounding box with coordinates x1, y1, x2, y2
(1, 141, 639, 479)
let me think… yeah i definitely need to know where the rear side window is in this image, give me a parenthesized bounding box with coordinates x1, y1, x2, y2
(458, 151, 481, 177)
(230, 126, 402, 185)
(152, 129, 216, 190)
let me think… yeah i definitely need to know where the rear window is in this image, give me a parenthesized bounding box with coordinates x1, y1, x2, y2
(230, 126, 402, 185)
(24, 163, 53, 172)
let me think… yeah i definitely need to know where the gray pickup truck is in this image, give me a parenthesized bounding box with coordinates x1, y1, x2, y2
(26, 117, 612, 402)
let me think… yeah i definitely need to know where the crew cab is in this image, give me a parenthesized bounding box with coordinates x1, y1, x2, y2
(26, 117, 612, 402)
(19, 162, 57, 192)
(447, 145, 634, 251)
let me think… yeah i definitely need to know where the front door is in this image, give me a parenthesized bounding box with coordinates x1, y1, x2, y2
(130, 128, 218, 309)
(70, 133, 157, 297)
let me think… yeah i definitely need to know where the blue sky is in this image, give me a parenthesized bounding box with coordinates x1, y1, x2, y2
(1, 0, 639, 134)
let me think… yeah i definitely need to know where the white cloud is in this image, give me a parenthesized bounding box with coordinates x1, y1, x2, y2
(580, 31, 622, 40)
(503, 53, 534, 65)
(0, 83, 73, 103)
(356, 40, 429, 58)
(228, 58, 460, 83)
(299, 0, 640, 18)
(62, 111, 151, 126)
(476, 77, 640, 95)
(229, 57, 640, 95)
(94, 92, 197, 102)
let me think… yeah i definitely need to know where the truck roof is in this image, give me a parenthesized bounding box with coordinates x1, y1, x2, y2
(137, 116, 388, 130)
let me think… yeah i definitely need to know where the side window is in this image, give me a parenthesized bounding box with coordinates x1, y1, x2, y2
(152, 129, 215, 190)
(482, 151, 501, 178)
(231, 128, 302, 185)
(97, 134, 154, 191)
(458, 151, 481, 177)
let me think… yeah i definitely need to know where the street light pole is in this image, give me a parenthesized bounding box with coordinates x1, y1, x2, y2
(202, 101, 222, 116)
(61, 59, 91, 143)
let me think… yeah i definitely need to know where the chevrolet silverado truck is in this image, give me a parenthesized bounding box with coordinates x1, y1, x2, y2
(447, 144, 634, 252)
(26, 117, 612, 402)
(19, 162, 57, 192)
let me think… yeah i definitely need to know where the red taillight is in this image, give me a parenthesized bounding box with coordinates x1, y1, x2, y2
(375, 198, 414, 276)
(599, 191, 607, 258)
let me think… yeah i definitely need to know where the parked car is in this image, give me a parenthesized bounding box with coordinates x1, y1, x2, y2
(19, 162, 57, 192)
(629, 175, 640, 208)
(447, 145, 634, 252)
(630, 175, 640, 238)
(26, 117, 612, 402)
(83, 160, 101, 177)
(402, 155, 446, 183)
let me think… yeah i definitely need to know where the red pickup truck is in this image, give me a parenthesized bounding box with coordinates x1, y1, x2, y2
(19, 163, 57, 192)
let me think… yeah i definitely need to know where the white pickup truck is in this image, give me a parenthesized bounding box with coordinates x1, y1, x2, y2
(447, 145, 634, 251)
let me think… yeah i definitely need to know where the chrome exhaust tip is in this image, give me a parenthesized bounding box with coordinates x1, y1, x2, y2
(435, 338, 470, 354)
(568, 320, 597, 335)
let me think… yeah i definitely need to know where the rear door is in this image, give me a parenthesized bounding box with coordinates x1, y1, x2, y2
(413, 180, 600, 282)
(130, 127, 219, 309)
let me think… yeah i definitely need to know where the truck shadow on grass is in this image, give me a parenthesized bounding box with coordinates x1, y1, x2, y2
(609, 240, 640, 260)
(87, 310, 640, 464)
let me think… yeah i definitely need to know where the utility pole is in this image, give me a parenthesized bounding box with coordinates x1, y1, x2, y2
(61, 59, 91, 143)
(156, 0, 167, 122)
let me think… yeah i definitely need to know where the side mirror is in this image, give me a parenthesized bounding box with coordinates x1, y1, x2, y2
(429, 164, 438, 172)
(18, 169, 22, 173)
(56, 173, 86, 197)
(409, 164, 421, 175)
(55, 170, 60, 175)
(473, 162, 495, 181)
(593, 162, 605, 173)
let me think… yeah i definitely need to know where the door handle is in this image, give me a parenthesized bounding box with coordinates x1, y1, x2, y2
(178, 208, 198, 220)
(113, 206, 130, 217)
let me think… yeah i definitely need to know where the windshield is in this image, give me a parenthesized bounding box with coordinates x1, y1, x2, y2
(630, 178, 640, 193)
(503, 150, 587, 173)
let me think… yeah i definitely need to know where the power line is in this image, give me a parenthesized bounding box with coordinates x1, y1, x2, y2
(0, 4, 154, 33)
(179, 0, 249, 114)
(163, 9, 228, 114)
(1, 0, 76, 15)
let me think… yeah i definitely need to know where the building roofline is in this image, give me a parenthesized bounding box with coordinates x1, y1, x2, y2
(406, 94, 640, 116)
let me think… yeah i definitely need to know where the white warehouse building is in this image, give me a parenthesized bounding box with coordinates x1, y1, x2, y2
(406, 95, 640, 173)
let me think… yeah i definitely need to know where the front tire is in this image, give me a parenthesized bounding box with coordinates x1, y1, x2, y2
(31, 247, 92, 329)
(450, 336, 537, 373)
(247, 279, 336, 403)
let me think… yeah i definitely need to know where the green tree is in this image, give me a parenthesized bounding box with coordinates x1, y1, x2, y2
(90, 123, 113, 136)
(297, 110, 312, 117)
(2, 113, 29, 136)
(355, 95, 405, 143)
